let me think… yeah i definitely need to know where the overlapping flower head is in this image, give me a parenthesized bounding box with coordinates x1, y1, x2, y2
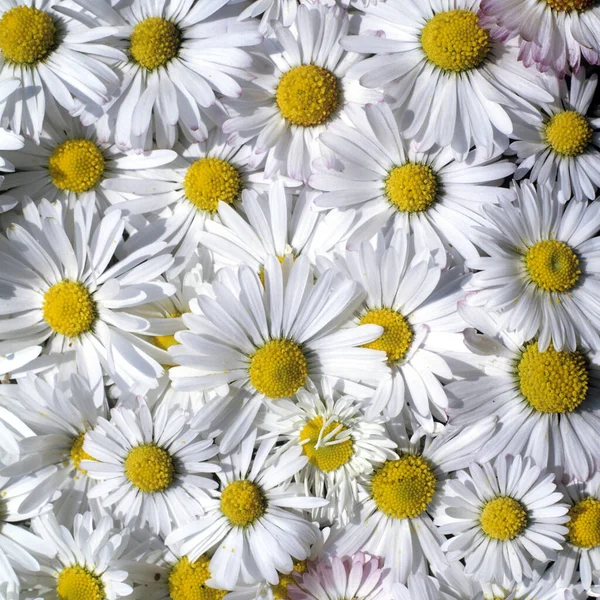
(0, 0, 599, 599)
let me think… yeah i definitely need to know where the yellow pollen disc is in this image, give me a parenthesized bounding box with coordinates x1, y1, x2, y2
(183, 157, 242, 214)
(421, 9, 490, 73)
(567, 498, 600, 548)
(271, 561, 308, 600)
(70, 433, 94, 475)
(299, 416, 354, 473)
(56, 565, 105, 600)
(360, 308, 413, 364)
(220, 479, 267, 527)
(48, 139, 106, 194)
(480, 497, 528, 541)
(276, 65, 339, 128)
(544, 0, 594, 11)
(385, 163, 438, 214)
(0, 6, 56, 65)
(168, 556, 226, 600)
(517, 343, 588, 414)
(248, 338, 308, 399)
(43, 281, 97, 338)
(153, 312, 182, 351)
(525, 239, 581, 293)
(130, 17, 181, 70)
(371, 455, 437, 520)
(545, 110, 593, 157)
(124, 444, 175, 494)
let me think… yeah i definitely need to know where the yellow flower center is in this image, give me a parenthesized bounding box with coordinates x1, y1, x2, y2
(130, 17, 181, 70)
(0, 6, 57, 65)
(544, 0, 594, 11)
(524, 240, 581, 293)
(248, 339, 308, 399)
(276, 65, 339, 127)
(124, 444, 175, 494)
(385, 163, 438, 214)
(421, 9, 490, 73)
(168, 556, 226, 600)
(480, 497, 528, 541)
(371, 455, 437, 520)
(48, 139, 106, 194)
(271, 562, 308, 600)
(360, 308, 413, 364)
(545, 111, 593, 157)
(220, 480, 267, 527)
(183, 157, 242, 214)
(517, 343, 588, 414)
(56, 565, 105, 600)
(567, 498, 600, 548)
(153, 312, 182, 351)
(299, 416, 354, 473)
(43, 281, 97, 338)
(70, 433, 94, 475)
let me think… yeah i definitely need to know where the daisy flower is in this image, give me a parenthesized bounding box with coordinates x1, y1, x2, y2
(341, 0, 553, 159)
(165, 429, 328, 590)
(0, 198, 176, 398)
(467, 180, 600, 352)
(83, 397, 220, 537)
(223, 1, 383, 181)
(261, 380, 397, 525)
(0, 0, 124, 140)
(77, 0, 262, 151)
(478, 0, 600, 74)
(435, 455, 569, 583)
(446, 305, 600, 482)
(310, 103, 516, 265)
(511, 68, 600, 203)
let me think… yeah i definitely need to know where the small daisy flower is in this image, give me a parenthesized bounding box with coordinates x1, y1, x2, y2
(511, 68, 600, 203)
(310, 103, 516, 265)
(223, 1, 383, 181)
(165, 430, 328, 590)
(83, 397, 220, 537)
(435, 455, 569, 584)
(341, 0, 553, 159)
(479, 0, 600, 74)
(467, 180, 600, 352)
(0, 0, 125, 140)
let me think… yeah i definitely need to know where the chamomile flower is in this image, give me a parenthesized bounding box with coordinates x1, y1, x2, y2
(341, 0, 553, 159)
(0, 0, 125, 140)
(435, 455, 569, 583)
(261, 381, 397, 524)
(467, 181, 600, 352)
(479, 0, 600, 74)
(0, 198, 176, 397)
(310, 103, 516, 265)
(165, 430, 328, 590)
(83, 397, 220, 537)
(223, 1, 383, 181)
(511, 68, 600, 203)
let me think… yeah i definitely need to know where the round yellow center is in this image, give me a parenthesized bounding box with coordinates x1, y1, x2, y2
(70, 433, 94, 475)
(0, 6, 57, 65)
(130, 17, 180, 70)
(545, 111, 593, 157)
(56, 566, 105, 600)
(183, 157, 242, 214)
(517, 343, 588, 414)
(360, 308, 413, 364)
(544, 0, 594, 11)
(168, 556, 226, 600)
(480, 497, 528, 541)
(385, 163, 438, 214)
(567, 498, 600, 548)
(124, 444, 174, 494)
(248, 338, 308, 399)
(299, 416, 354, 473)
(48, 139, 106, 194)
(421, 9, 490, 73)
(524, 240, 581, 293)
(276, 65, 339, 127)
(43, 281, 97, 338)
(371, 455, 437, 520)
(220, 480, 267, 527)
(271, 562, 308, 600)
(153, 312, 182, 351)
